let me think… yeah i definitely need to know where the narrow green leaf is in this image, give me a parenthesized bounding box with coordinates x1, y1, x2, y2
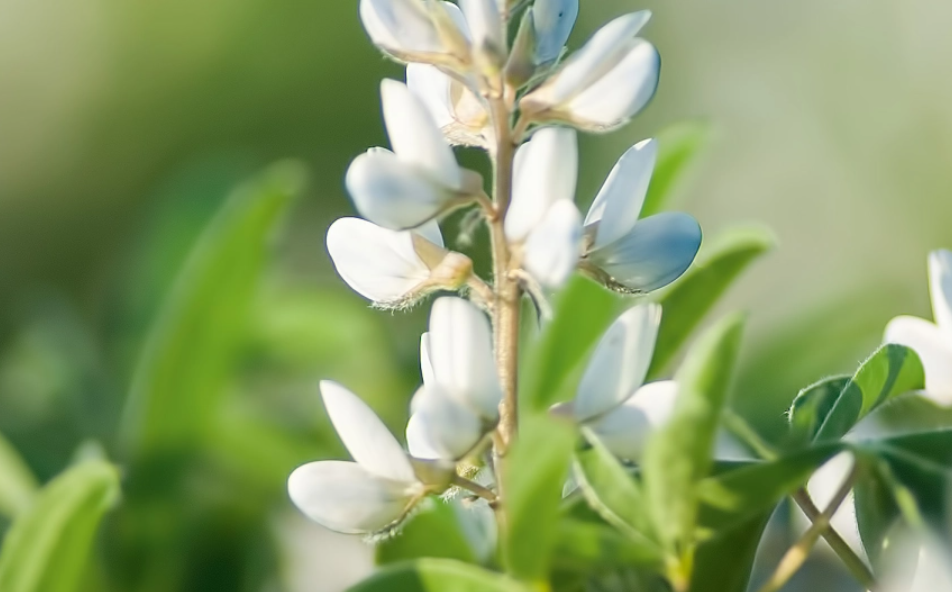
(786, 375, 851, 446)
(696, 443, 843, 533)
(552, 519, 661, 572)
(642, 121, 712, 218)
(502, 415, 576, 581)
(0, 432, 37, 518)
(376, 501, 477, 565)
(348, 559, 530, 592)
(688, 513, 771, 592)
(0, 461, 120, 592)
(853, 454, 902, 570)
(815, 344, 925, 442)
(522, 276, 624, 411)
(643, 313, 746, 555)
(649, 227, 774, 377)
(120, 163, 304, 457)
(573, 432, 658, 550)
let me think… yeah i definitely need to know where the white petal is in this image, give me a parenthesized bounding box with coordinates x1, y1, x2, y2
(929, 249, 952, 336)
(524, 200, 582, 288)
(326, 218, 430, 303)
(406, 64, 455, 130)
(806, 453, 867, 562)
(564, 40, 660, 129)
(415, 219, 444, 247)
(532, 0, 579, 64)
(587, 379, 677, 460)
(585, 139, 657, 250)
(884, 316, 952, 405)
(588, 212, 701, 293)
(345, 148, 449, 230)
(908, 543, 952, 592)
(319, 381, 417, 483)
(505, 127, 578, 242)
(381, 79, 461, 189)
(288, 461, 416, 534)
(574, 303, 662, 421)
(359, 0, 443, 55)
(546, 11, 651, 104)
(459, 0, 503, 50)
(406, 385, 483, 461)
(419, 333, 436, 392)
(427, 297, 503, 420)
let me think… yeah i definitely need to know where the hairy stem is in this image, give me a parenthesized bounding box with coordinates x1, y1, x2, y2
(793, 488, 877, 589)
(452, 474, 499, 503)
(756, 466, 860, 592)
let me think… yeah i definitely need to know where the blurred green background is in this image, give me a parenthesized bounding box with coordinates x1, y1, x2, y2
(0, 0, 950, 590)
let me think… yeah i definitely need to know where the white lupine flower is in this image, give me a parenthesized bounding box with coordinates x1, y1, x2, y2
(521, 11, 660, 132)
(346, 80, 482, 230)
(288, 381, 431, 534)
(406, 297, 502, 460)
(359, 0, 469, 67)
(505, 127, 583, 289)
(326, 217, 474, 308)
(531, 0, 579, 65)
(884, 249, 952, 404)
(580, 139, 701, 293)
(407, 64, 492, 148)
(459, 0, 505, 68)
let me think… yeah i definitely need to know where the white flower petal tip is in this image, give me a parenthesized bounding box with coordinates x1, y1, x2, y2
(406, 64, 492, 148)
(520, 11, 660, 132)
(574, 303, 663, 421)
(884, 316, 952, 405)
(359, 0, 468, 67)
(524, 200, 583, 289)
(585, 139, 658, 250)
(506, 127, 579, 242)
(427, 297, 503, 420)
(531, 0, 579, 65)
(406, 386, 483, 461)
(928, 249, 952, 334)
(287, 461, 418, 534)
(459, 0, 505, 70)
(587, 380, 677, 460)
(318, 381, 417, 483)
(584, 212, 701, 294)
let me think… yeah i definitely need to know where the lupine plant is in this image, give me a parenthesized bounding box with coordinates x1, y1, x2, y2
(1, 2, 952, 592)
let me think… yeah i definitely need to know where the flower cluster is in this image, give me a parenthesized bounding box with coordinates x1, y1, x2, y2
(291, 0, 704, 535)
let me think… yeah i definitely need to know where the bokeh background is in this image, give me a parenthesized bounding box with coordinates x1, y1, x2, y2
(1, 0, 950, 590)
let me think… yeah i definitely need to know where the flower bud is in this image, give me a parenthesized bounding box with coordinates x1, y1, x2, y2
(360, 0, 469, 68)
(407, 64, 493, 148)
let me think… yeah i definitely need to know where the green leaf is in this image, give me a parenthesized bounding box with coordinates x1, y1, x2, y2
(348, 559, 529, 592)
(0, 461, 120, 592)
(120, 163, 304, 458)
(0, 432, 37, 518)
(649, 227, 774, 377)
(522, 276, 624, 411)
(643, 313, 745, 557)
(814, 344, 925, 442)
(502, 415, 576, 581)
(688, 513, 770, 592)
(572, 432, 659, 551)
(642, 121, 712, 218)
(552, 519, 661, 572)
(376, 501, 477, 565)
(696, 444, 843, 533)
(853, 455, 902, 570)
(786, 375, 851, 446)
(867, 428, 952, 468)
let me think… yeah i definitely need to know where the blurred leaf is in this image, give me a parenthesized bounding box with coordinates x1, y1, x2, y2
(0, 461, 120, 592)
(376, 501, 476, 565)
(854, 455, 902, 570)
(553, 519, 661, 572)
(696, 444, 842, 533)
(0, 431, 37, 517)
(688, 513, 770, 592)
(502, 415, 575, 581)
(522, 276, 624, 411)
(649, 227, 774, 377)
(865, 428, 952, 467)
(814, 344, 925, 442)
(875, 450, 952, 544)
(642, 121, 712, 218)
(573, 432, 659, 553)
(120, 163, 304, 458)
(348, 559, 529, 592)
(786, 375, 851, 447)
(643, 314, 745, 561)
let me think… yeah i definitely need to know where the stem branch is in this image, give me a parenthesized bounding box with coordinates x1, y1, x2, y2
(452, 474, 498, 503)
